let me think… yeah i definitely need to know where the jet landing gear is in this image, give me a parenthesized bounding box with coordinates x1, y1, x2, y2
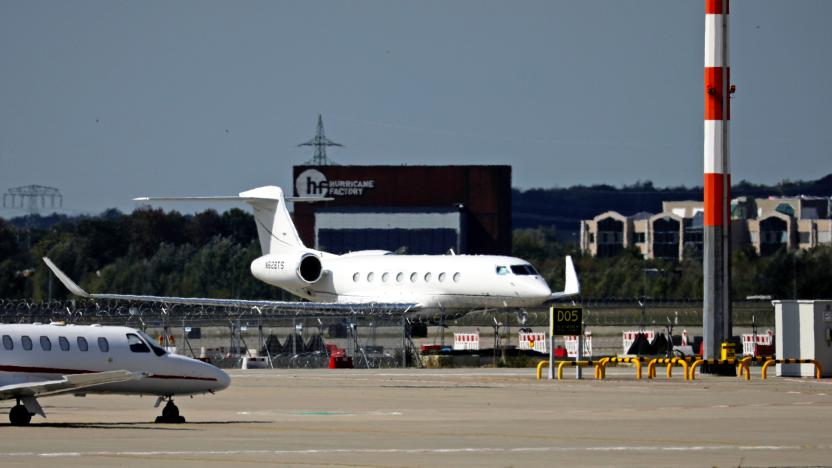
(154, 397, 186, 424)
(9, 400, 32, 426)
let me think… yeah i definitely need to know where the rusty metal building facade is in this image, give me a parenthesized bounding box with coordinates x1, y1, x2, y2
(292, 165, 511, 255)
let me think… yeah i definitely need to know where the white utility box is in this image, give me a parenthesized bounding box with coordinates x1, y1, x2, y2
(773, 300, 832, 377)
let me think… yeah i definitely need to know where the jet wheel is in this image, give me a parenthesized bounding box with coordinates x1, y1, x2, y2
(9, 405, 32, 426)
(155, 400, 186, 424)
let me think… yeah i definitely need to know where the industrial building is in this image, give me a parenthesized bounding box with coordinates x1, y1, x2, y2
(580, 196, 832, 260)
(292, 165, 512, 255)
(289, 115, 511, 256)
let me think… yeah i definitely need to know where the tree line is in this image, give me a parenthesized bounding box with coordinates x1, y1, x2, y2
(1, 210, 831, 301)
(513, 228, 832, 300)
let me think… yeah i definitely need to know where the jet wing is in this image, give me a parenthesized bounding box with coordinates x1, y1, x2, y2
(0, 370, 146, 400)
(42, 258, 417, 315)
(546, 255, 581, 302)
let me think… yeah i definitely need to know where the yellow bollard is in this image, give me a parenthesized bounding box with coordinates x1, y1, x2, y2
(666, 358, 688, 380)
(598, 357, 609, 379)
(814, 360, 822, 380)
(632, 358, 642, 380)
(737, 356, 752, 381)
(595, 359, 610, 379)
(677, 358, 689, 381)
(647, 358, 658, 379)
(536, 360, 549, 380)
(689, 359, 704, 380)
(761, 359, 776, 380)
(557, 361, 569, 380)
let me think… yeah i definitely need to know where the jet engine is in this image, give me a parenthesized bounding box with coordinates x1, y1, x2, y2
(251, 252, 323, 287)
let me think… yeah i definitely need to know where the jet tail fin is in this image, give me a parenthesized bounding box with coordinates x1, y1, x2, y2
(134, 186, 331, 255)
(548, 255, 580, 301)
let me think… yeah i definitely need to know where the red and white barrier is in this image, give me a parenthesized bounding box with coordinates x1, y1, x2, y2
(741, 330, 774, 356)
(453, 332, 480, 351)
(565, 332, 592, 358)
(622, 330, 655, 354)
(518, 331, 547, 354)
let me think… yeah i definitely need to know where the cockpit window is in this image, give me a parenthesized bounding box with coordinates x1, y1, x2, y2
(510, 265, 539, 276)
(127, 334, 150, 353)
(496, 266, 509, 275)
(138, 331, 167, 356)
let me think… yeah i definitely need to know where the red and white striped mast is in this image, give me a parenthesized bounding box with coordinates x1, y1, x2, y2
(703, 0, 733, 360)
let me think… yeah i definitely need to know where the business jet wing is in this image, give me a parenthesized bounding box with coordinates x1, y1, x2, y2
(42, 258, 417, 315)
(546, 255, 580, 302)
(0, 370, 145, 400)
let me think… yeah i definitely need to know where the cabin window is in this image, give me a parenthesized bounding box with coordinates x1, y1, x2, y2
(424, 272, 432, 282)
(438, 272, 447, 282)
(21, 336, 32, 350)
(77, 337, 89, 352)
(382, 272, 390, 283)
(496, 266, 509, 275)
(453, 272, 461, 283)
(40, 336, 52, 351)
(396, 272, 404, 283)
(58, 336, 70, 351)
(127, 334, 150, 353)
(2, 335, 13, 350)
(367, 272, 375, 282)
(97, 337, 110, 352)
(352, 272, 360, 282)
(410, 272, 418, 283)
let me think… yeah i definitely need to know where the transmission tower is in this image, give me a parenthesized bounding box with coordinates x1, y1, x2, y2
(3, 185, 63, 215)
(298, 114, 343, 166)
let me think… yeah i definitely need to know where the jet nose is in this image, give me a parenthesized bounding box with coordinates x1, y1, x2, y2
(211, 366, 231, 392)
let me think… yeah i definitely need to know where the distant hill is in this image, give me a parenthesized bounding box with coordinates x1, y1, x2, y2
(512, 174, 832, 236)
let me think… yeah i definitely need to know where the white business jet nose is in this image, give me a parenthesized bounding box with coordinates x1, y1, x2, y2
(209, 365, 231, 392)
(179, 355, 231, 392)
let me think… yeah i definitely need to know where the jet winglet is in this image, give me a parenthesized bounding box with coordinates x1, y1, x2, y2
(42, 258, 90, 298)
(548, 255, 580, 301)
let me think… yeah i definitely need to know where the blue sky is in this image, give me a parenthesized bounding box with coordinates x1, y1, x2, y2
(1, 0, 830, 215)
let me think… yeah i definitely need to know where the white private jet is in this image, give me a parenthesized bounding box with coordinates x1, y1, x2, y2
(0, 323, 230, 425)
(44, 185, 579, 320)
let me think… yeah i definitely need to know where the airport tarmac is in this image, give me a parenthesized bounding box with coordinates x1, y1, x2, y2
(0, 368, 830, 467)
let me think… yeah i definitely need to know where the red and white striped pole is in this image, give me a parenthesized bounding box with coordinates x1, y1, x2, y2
(703, 0, 732, 360)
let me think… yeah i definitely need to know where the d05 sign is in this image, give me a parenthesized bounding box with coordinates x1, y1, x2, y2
(550, 306, 582, 336)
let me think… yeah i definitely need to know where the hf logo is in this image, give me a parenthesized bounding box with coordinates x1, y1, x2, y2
(295, 169, 375, 198)
(296, 169, 328, 197)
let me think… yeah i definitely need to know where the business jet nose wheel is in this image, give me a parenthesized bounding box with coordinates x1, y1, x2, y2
(155, 398, 186, 424)
(9, 403, 32, 426)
